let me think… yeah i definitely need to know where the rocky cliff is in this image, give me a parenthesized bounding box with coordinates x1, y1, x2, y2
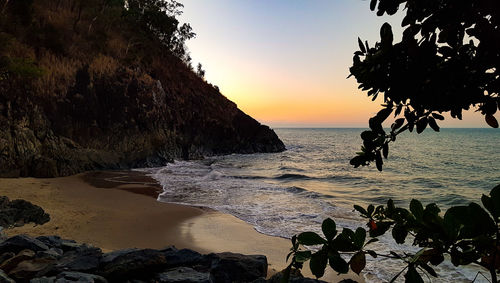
(0, 0, 285, 178)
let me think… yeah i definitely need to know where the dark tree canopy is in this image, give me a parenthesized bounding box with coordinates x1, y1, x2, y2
(349, 0, 500, 170)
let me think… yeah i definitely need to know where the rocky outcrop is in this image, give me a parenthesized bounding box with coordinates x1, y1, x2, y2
(0, 0, 286, 178)
(0, 64, 285, 178)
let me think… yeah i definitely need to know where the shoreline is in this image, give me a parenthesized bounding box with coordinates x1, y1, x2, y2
(0, 170, 363, 282)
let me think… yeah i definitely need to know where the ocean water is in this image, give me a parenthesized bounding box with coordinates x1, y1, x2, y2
(142, 128, 499, 282)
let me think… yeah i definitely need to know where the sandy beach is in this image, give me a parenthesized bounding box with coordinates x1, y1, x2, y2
(0, 171, 363, 282)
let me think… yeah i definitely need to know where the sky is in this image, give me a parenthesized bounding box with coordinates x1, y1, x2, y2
(179, 0, 488, 128)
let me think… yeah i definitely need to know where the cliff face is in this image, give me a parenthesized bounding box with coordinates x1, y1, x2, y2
(0, 1, 285, 178)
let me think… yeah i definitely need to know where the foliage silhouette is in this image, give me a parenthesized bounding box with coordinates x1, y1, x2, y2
(349, 0, 499, 171)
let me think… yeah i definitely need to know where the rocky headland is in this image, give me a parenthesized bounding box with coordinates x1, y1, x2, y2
(0, 0, 285, 178)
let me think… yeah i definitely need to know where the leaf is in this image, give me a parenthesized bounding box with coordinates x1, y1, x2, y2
(297, 232, 326, 246)
(410, 199, 424, 220)
(428, 117, 440, 132)
(354, 205, 368, 216)
(375, 150, 383, 171)
(349, 251, 366, 274)
(416, 118, 428, 134)
(294, 251, 312, 263)
(361, 130, 377, 141)
(376, 107, 393, 123)
(485, 114, 499, 128)
(358, 37, 366, 53)
(369, 0, 377, 11)
(366, 250, 377, 258)
(432, 113, 444, 120)
(367, 204, 375, 216)
(392, 223, 408, 244)
(365, 238, 379, 246)
(310, 251, 328, 278)
(329, 253, 349, 274)
(380, 22, 393, 47)
(353, 227, 366, 249)
(322, 218, 337, 241)
(392, 118, 405, 130)
(419, 263, 438, 277)
(382, 143, 389, 159)
(404, 265, 424, 283)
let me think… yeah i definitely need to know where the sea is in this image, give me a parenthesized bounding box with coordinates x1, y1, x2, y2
(141, 128, 500, 282)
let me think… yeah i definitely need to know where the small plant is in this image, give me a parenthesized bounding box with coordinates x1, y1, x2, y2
(285, 184, 500, 283)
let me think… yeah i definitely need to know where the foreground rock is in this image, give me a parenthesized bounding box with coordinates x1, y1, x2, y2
(0, 235, 270, 282)
(0, 197, 50, 229)
(0, 234, 338, 282)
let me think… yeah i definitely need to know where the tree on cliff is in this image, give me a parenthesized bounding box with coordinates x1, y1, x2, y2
(285, 1, 500, 282)
(349, 0, 499, 171)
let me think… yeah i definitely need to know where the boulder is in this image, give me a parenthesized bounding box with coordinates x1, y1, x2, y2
(30, 277, 55, 283)
(36, 236, 63, 249)
(0, 235, 49, 254)
(0, 197, 50, 228)
(156, 267, 213, 283)
(164, 249, 206, 269)
(209, 252, 267, 283)
(0, 249, 35, 273)
(52, 246, 102, 274)
(0, 253, 15, 265)
(8, 257, 56, 280)
(99, 249, 166, 280)
(0, 270, 14, 283)
(37, 248, 64, 260)
(55, 271, 107, 283)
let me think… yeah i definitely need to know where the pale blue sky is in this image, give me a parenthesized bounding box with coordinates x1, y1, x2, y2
(179, 0, 487, 128)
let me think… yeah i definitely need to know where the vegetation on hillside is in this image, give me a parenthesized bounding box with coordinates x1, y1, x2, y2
(286, 0, 499, 282)
(0, 0, 197, 98)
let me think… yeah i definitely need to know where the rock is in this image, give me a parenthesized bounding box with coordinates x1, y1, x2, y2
(99, 249, 166, 281)
(209, 252, 267, 283)
(55, 271, 107, 283)
(164, 249, 206, 269)
(0, 249, 35, 273)
(8, 257, 56, 280)
(156, 267, 213, 283)
(0, 197, 50, 228)
(30, 277, 55, 283)
(250, 278, 267, 283)
(37, 248, 64, 260)
(52, 246, 102, 274)
(0, 253, 15, 265)
(0, 269, 15, 283)
(60, 241, 84, 253)
(0, 235, 49, 254)
(36, 236, 63, 249)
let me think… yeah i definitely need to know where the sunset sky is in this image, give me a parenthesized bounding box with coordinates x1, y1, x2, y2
(180, 0, 487, 128)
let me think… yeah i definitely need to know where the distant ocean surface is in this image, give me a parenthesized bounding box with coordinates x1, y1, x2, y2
(142, 128, 500, 282)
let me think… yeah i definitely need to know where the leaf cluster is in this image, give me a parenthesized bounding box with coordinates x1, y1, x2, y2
(287, 184, 500, 282)
(350, 0, 499, 170)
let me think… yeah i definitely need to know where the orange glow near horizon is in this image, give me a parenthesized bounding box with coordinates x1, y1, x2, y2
(180, 0, 491, 128)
